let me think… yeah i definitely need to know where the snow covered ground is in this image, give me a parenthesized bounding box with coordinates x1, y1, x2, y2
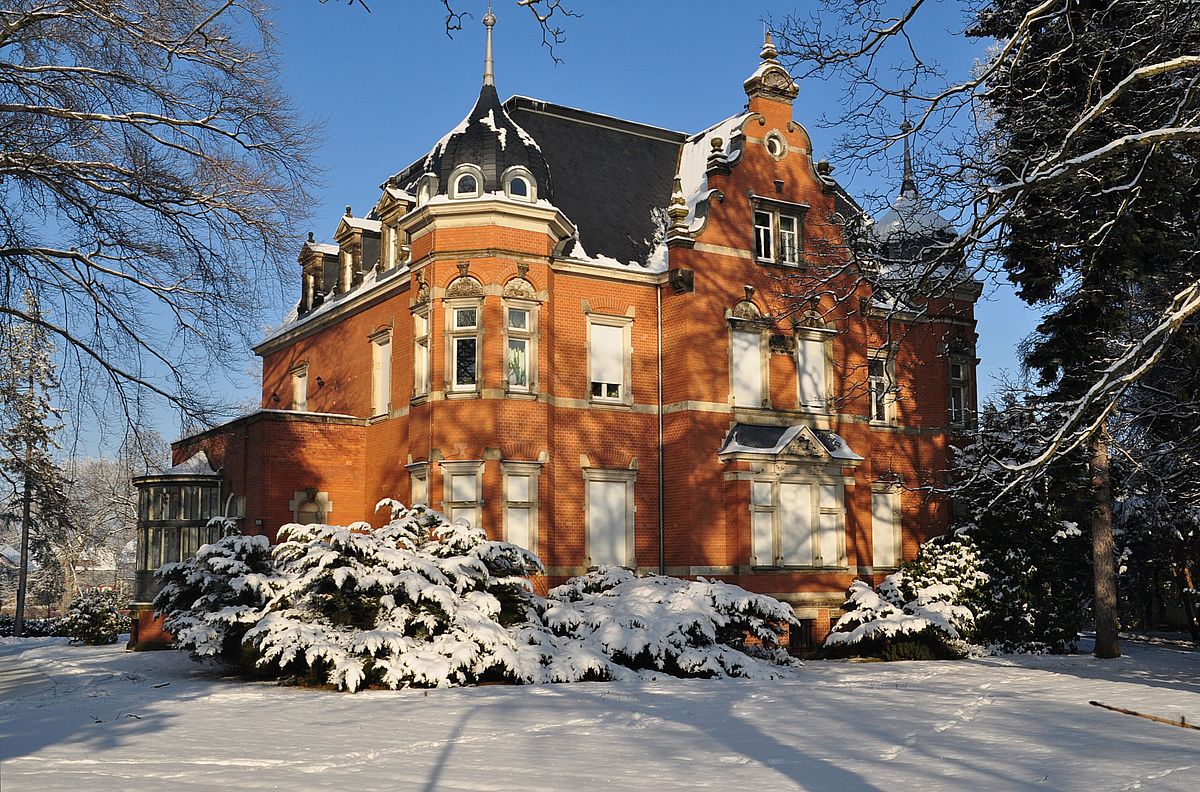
(1, 637, 1196, 791)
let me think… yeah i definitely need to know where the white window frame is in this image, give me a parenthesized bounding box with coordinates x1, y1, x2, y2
(949, 359, 970, 426)
(412, 307, 430, 398)
(502, 165, 537, 202)
(441, 460, 483, 527)
(447, 300, 482, 393)
(779, 214, 799, 265)
(370, 329, 392, 418)
(504, 301, 536, 394)
(729, 324, 768, 409)
(449, 164, 484, 199)
(407, 462, 429, 507)
(748, 475, 846, 569)
(868, 351, 896, 425)
(587, 315, 632, 406)
(502, 461, 541, 553)
(871, 486, 902, 569)
(754, 210, 774, 261)
(583, 468, 637, 568)
(291, 365, 308, 412)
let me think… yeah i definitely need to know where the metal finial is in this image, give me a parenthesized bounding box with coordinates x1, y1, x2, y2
(900, 96, 917, 195)
(760, 30, 778, 62)
(483, 1, 497, 86)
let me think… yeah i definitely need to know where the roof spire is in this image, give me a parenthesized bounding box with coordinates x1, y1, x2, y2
(900, 95, 917, 196)
(483, 1, 496, 87)
(760, 28, 779, 62)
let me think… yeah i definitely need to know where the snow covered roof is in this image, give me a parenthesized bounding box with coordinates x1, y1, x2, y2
(339, 216, 382, 234)
(304, 241, 339, 257)
(718, 423, 863, 462)
(677, 113, 751, 231)
(165, 450, 218, 476)
(873, 189, 954, 240)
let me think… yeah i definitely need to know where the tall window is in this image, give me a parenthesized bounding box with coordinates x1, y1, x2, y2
(506, 306, 533, 392)
(731, 329, 764, 407)
(413, 309, 430, 397)
(868, 355, 893, 424)
(450, 305, 479, 392)
(949, 360, 970, 426)
(409, 464, 429, 506)
(750, 478, 845, 568)
(754, 211, 773, 260)
(588, 320, 628, 403)
(779, 215, 799, 264)
(291, 366, 308, 412)
(797, 336, 827, 411)
(872, 489, 900, 568)
(442, 462, 482, 527)
(503, 464, 539, 552)
(371, 331, 392, 417)
(586, 470, 634, 567)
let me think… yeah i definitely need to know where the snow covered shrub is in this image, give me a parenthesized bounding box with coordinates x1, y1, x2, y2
(824, 536, 983, 659)
(60, 589, 124, 645)
(154, 527, 285, 668)
(521, 567, 799, 680)
(245, 501, 545, 691)
(0, 616, 63, 637)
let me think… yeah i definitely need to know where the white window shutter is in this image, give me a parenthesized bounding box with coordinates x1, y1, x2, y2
(731, 331, 763, 407)
(590, 324, 624, 386)
(587, 479, 626, 566)
(751, 511, 774, 566)
(818, 484, 841, 564)
(506, 506, 531, 550)
(778, 482, 813, 565)
(798, 338, 826, 409)
(872, 491, 899, 568)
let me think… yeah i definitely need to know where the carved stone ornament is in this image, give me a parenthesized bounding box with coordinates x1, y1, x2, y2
(731, 300, 763, 321)
(414, 274, 430, 304)
(446, 276, 485, 298)
(784, 432, 821, 457)
(503, 277, 536, 300)
(798, 310, 827, 330)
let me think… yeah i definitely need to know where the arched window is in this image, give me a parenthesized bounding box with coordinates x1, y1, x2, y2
(502, 166, 537, 202)
(455, 173, 478, 197)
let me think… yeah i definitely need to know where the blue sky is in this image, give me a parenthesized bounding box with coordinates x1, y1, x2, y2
(130, 0, 1041, 449)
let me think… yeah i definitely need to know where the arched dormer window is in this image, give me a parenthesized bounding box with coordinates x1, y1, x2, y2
(502, 166, 537, 202)
(416, 174, 437, 208)
(450, 164, 485, 199)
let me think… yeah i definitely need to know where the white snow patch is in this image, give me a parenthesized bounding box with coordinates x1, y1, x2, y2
(677, 113, 751, 230)
(481, 109, 508, 150)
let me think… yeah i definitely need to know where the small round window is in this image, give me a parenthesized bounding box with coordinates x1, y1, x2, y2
(455, 174, 479, 197)
(509, 177, 529, 198)
(765, 132, 786, 159)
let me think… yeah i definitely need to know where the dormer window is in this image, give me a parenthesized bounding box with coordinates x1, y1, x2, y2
(455, 174, 479, 197)
(416, 175, 436, 207)
(449, 165, 484, 199)
(502, 166, 537, 202)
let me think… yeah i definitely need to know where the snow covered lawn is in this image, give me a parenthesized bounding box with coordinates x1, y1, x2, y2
(2, 637, 1196, 791)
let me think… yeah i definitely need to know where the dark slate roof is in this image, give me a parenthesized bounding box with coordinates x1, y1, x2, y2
(505, 96, 686, 266)
(718, 423, 863, 461)
(412, 85, 552, 199)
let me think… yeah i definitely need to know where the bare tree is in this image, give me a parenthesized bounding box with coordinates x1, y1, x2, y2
(770, 0, 1200, 658)
(0, 1, 319, 435)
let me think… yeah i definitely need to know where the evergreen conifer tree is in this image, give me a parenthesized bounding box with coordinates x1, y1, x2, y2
(0, 293, 73, 635)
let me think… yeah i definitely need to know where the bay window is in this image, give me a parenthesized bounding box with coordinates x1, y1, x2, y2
(450, 304, 480, 392)
(749, 477, 846, 568)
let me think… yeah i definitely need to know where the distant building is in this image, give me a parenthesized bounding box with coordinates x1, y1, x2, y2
(132, 17, 979, 649)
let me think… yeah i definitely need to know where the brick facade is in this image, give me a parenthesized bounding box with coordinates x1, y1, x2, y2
(160, 35, 979, 646)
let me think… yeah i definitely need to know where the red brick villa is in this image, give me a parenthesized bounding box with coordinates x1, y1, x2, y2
(131, 15, 980, 649)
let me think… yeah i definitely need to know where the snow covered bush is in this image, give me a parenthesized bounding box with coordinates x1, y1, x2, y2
(824, 536, 983, 659)
(158, 501, 799, 690)
(244, 500, 547, 691)
(0, 616, 63, 637)
(60, 589, 124, 645)
(154, 523, 285, 669)
(520, 567, 798, 680)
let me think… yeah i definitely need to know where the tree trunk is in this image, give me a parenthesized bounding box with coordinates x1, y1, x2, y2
(1181, 565, 1200, 644)
(13, 441, 33, 637)
(1091, 427, 1121, 658)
